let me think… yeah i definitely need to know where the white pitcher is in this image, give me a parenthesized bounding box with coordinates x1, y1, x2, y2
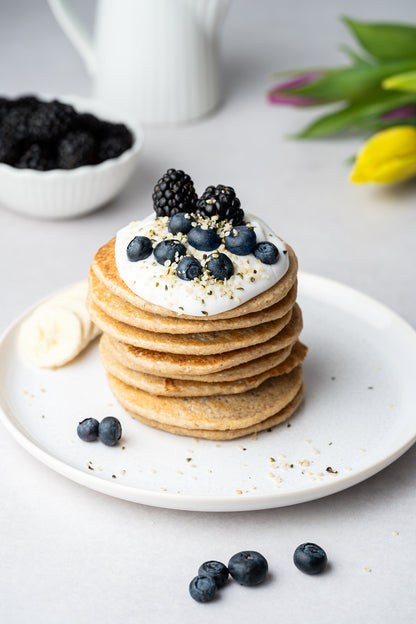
(47, 0, 231, 124)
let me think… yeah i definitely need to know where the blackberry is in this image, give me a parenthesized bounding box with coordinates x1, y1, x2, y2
(13, 95, 39, 111)
(196, 185, 244, 225)
(0, 136, 21, 165)
(152, 168, 198, 218)
(96, 135, 130, 162)
(0, 97, 10, 123)
(105, 122, 133, 142)
(75, 112, 103, 135)
(15, 143, 56, 171)
(57, 130, 96, 169)
(28, 100, 75, 141)
(1, 104, 34, 142)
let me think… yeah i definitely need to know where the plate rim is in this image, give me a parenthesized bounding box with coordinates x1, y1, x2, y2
(1, 272, 415, 512)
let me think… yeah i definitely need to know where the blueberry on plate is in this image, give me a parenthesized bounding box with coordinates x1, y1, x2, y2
(153, 239, 186, 265)
(206, 252, 234, 280)
(198, 561, 229, 588)
(293, 543, 327, 575)
(77, 418, 99, 442)
(228, 551, 268, 586)
(177, 256, 202, 281)
(98, 416, 122, 446)
(188, 225, 220, 251)
(168, 212, 193, 235)
(189, 575, 217, 603)
(224, 226, 256, 256)
(253, 241, 279, 265)
(126, 236, 153, 262)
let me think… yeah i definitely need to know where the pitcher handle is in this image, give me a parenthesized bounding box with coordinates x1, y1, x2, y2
(47, 0, 96, 75)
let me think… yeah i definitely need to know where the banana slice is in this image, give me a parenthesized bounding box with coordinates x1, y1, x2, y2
(19, 281, 102, 368)
(46, 295, 93, 344)
(19, 304, 84, 369)
(48, 281, 101, 344)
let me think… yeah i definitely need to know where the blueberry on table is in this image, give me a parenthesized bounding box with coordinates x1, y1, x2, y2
(126, 236, 153, 262)
(153, 239, 186, 265)
(77, 418, 99, 442)
(188, 225, 220, 251)
(189, 575, 217, 603)
(293, 543, 327, 575)
(224, 226, 256, 256)
(228, 551, 268, 586)
(168, 212, 193, 235)
(253, 241, 280, 265)
(98, 416, 122, 446)
(198, 561, 229, 588)
(206, 252, 234, 280)
(177, 256, 202, 281)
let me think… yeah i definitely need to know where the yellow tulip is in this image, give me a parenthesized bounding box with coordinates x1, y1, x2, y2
(350, 126, 416, 184)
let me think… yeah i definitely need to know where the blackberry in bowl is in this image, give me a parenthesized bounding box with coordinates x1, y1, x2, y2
(0, 94, 143, 219)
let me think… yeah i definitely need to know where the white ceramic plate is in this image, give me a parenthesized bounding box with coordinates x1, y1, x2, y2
(1, 273, 415, 512)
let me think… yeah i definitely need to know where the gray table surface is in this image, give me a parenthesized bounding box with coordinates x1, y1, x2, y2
(1, 1, 415, 622)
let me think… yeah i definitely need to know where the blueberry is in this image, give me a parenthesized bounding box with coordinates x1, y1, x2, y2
(77, 418, 99, 442)
(177, 256, 202, 281)
(126, 236, 153, 262)
(224, 226, 256, 256)
(228, 551, 268, 586)
(198, 561, 229, 588)
(206, 252, 234, 280)
(153, 239, 186, 265)
(98, 416, 122, 446)
(293, 543, 327, 575)
(189, 575, 217, 603)
(168, 212, 193, 235)
(188, 226, 220, 251)
(253, 241, 280, 265)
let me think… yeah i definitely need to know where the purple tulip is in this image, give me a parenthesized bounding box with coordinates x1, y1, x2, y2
(381, 106, 416, 121)
(268, 72, 323, 106)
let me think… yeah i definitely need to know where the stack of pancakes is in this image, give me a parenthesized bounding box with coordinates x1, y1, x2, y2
(87, 238, 307, 440)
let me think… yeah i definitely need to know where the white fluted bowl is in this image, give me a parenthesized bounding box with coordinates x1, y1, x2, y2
(0, 94, 144, 219)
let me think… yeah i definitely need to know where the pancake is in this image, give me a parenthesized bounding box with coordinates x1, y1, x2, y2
(87, 296, 294, 355)
(91, 238, 298, 321)
(100, 334, 307, 396)
(88, 267, 298, 334)
(118, 384, 305, 440)
(89, 208, 307, 440)
(107, 303, 303, 376)
(107, 336, 295, 382)
(106, 365, 303, 431)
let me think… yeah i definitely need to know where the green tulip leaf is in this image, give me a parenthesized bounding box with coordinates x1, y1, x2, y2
(282, 60, 416, 102)
(383, 70, 416, 92)
(339, 44, 372, 66)
(294, 92, 416, 138)
(343, 17, 416, 61)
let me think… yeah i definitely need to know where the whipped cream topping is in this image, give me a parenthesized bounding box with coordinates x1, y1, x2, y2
(114, 214, 289, 316)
